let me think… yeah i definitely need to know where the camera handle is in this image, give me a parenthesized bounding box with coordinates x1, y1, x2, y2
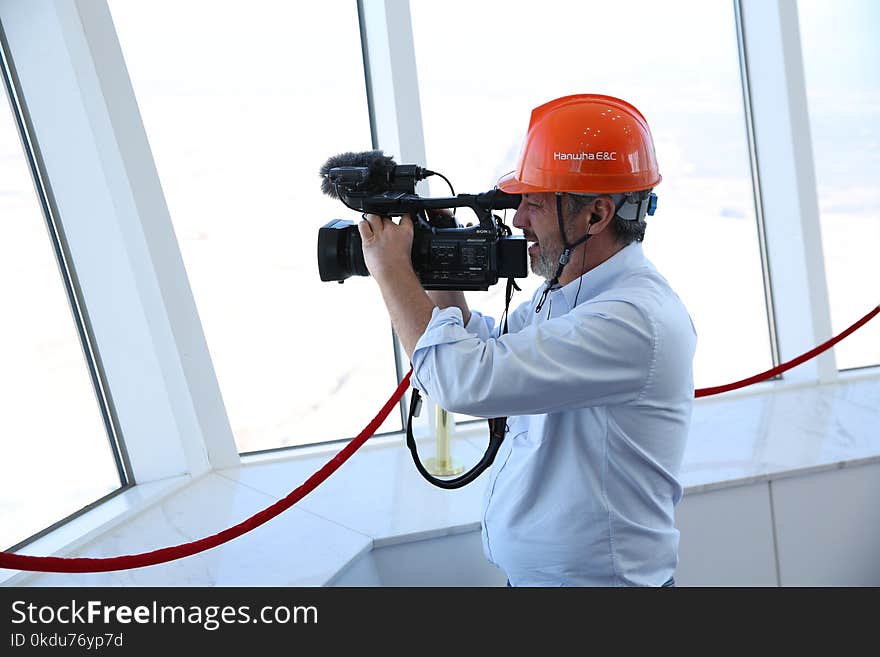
(416, 190, 519, 230)
(405, 276, 520, 489)
(340, 189, 520, 230)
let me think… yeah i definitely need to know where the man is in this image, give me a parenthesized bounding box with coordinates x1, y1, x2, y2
(358, 94, 696, 586)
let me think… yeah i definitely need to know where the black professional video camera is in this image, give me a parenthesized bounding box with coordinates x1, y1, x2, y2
(317, 151, 527, 291)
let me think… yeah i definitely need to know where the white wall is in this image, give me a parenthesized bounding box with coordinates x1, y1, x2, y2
(332, 461, 880, 587)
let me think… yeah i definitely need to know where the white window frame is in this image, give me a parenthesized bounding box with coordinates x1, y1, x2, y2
(1, 0, 876, 574)
(0, 0, 239, 485)
(737, 0, 836, 384)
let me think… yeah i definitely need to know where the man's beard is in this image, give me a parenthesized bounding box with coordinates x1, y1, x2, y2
(530, 240, 563, 280)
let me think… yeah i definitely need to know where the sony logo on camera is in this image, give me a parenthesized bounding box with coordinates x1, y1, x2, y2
(553, 151, 618, 161)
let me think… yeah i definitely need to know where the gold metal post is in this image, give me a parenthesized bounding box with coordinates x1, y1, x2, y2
(424, 404, 464, 476)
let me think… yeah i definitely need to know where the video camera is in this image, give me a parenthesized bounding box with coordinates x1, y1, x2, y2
(317, 151, 527, 290)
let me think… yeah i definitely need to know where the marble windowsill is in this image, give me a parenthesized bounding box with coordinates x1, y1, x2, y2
(682, 370, 880, 492)
(4, 373, 879, 587)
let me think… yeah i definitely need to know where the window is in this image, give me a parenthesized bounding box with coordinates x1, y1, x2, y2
(0, 66, 124, 550)
(410, 0, 774, 391)
(108, 0, 401, 452)
(798, 0, 880, 370)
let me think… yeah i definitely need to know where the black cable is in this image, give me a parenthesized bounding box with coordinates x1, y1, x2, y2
(573, 232, 587, 308)
(431, 171, 457, 218)
(572, 215, 601, 307)
(433, 170, 455, 197)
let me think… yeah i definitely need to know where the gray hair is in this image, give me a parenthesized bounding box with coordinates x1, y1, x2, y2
(563, 193, 648, 246)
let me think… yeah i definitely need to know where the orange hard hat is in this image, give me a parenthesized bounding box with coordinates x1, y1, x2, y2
(497, 94, 661, 195)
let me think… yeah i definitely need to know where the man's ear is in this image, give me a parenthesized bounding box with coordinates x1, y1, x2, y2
(587, 195, 616, 234)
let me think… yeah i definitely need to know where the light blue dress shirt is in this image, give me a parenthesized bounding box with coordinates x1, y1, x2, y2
(411, 242, 697, 586)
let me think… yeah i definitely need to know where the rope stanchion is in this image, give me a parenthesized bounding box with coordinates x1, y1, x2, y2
(1, 305, 876, 574)
(695, 304, 879, 397)
(0, 372, 412, 574)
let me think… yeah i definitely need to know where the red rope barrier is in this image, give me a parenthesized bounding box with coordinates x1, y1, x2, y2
(2, 305, 877, 574)
(0, 372, 412, 574)
(695, 305, 879, 397)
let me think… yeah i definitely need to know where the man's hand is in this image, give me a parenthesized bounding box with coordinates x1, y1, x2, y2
(358, 213, 415, 282)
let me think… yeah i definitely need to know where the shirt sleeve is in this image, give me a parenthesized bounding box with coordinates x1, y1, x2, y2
(410, 300, 655, 418)
(463, 309, 496, 340)
(452, 293, 533, 341)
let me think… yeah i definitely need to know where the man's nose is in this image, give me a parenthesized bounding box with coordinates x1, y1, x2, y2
(512, 202, 529, 230)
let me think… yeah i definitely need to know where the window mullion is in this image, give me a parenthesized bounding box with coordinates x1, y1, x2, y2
(73, 0, 242, 470)
(359, 0, 428, 428)
(0, 0, 239, 479)
(738, 0, 836, 383)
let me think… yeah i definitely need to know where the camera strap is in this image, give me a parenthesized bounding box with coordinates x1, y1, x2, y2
(405, 389, 508, 489)
(405, 276, 519, 489)
(499, 276, 521, 334)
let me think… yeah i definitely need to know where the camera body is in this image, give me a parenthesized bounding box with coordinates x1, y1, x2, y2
(318, 161, 528, 290)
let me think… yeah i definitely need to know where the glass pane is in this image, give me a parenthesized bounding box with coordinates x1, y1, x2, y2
(798, 0, 880, 370)
(108, 0, 401, 452)
(0, 79, 122, 549)
(411, 0, 773, 393)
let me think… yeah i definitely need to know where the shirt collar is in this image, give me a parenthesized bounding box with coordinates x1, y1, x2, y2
(559, 241, 647, 309)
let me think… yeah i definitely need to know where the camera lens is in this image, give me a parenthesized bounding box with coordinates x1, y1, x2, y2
(318, 219, 369, 282)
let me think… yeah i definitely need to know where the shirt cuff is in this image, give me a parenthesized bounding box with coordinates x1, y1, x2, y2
(465, 309, 497, 340)
(414, 306, 471, 349)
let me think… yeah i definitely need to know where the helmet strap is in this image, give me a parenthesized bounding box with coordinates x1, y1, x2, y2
(533, 191, 642, 313)
(535, 192, 592, 313)
(535, 193, 593, 314)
